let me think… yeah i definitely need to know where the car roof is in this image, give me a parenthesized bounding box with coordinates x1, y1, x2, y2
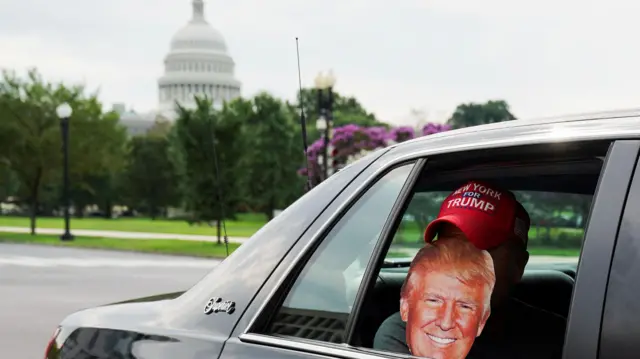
(386, 108, 640, 160)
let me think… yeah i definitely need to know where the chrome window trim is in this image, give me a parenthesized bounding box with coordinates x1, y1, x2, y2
(239, 333, 407, 359)
(392, 122, 640, 164)
(395, 115, 640, 149)
(242, 160, 419, 334)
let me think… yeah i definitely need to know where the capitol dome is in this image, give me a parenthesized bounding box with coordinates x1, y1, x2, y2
(170, 21, 227, 52)
(157, 0, 242, 117)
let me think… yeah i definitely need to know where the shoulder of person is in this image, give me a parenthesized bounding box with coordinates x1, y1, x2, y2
(373, 312, 410, 354)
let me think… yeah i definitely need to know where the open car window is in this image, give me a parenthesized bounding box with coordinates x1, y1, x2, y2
(389, 190, 590, 265)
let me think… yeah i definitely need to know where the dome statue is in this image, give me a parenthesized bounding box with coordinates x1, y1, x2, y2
(157, 0, 242, 118)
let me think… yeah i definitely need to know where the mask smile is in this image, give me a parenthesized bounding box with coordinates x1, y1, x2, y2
(426, 333, 457, 345)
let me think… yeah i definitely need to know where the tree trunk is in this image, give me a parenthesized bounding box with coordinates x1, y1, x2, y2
(216, 219, 222, 245)
(103, 200, 113, 219)
(29, 178, 40, 236)
(29, 199, 37, 235)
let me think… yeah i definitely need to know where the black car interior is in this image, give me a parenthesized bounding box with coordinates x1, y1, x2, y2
(352, 149, 604, 348)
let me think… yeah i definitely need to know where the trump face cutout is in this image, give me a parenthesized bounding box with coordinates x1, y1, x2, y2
(400, 237, 496, 359)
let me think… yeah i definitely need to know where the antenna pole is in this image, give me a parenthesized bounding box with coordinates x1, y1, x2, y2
(296, 37, 313, 192)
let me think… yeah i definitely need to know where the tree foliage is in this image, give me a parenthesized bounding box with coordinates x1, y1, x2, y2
(121, 134, 180, 219)
(242, 92, 304, 219)
(446, 100, 516, 129)
(287, 88, 389, 144)
(0, 68, 127, 233)
(3, 66, 566, 247)
(169, 96, 246, 242)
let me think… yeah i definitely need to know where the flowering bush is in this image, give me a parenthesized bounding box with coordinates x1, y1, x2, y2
(422, 123, 452, 136)
(389, 126, 416, 143)
(299, 122, 451, 183)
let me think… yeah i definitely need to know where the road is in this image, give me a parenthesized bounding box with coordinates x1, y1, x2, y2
(0, 243, 220, 359)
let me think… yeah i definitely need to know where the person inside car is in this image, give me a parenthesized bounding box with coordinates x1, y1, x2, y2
(373, 180, 567, 359)
(400, 237, 496, 359)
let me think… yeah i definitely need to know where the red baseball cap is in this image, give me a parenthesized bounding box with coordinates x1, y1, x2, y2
(424, 180, 531, 250)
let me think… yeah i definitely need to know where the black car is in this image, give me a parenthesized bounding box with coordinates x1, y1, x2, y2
(45, 111, 640, 359)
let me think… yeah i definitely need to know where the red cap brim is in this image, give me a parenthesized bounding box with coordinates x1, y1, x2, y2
(424, 214, 492, 251)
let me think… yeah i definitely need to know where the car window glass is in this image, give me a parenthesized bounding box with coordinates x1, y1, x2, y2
(266, 163, 415, 344)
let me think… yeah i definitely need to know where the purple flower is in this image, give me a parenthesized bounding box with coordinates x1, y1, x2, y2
(299, 122, 452, 177)
(389, 126, 416, 143)
(422, 123, 452, 136)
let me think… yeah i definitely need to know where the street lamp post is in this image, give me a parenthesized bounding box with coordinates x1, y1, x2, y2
(56, 103, 74, 241)
(314, 70, 336, 181)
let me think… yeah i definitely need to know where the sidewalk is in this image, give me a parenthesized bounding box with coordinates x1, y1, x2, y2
(0, 226, 250, 244)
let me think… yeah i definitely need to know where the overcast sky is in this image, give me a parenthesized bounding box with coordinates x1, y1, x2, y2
(2, 0, 640, 125)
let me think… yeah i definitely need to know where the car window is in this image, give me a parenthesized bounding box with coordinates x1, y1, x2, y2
(266, 163, 415, 344)
(389, 190, 591, 261)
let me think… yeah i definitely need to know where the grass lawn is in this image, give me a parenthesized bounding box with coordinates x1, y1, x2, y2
(397, 226, 584, 243)
(0, 232, 241, 259)
(0, 213, 267, 238)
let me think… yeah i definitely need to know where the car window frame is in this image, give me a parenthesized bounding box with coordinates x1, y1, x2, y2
(234, 139, 640, 359)
(235, 159, 423, 355)
(252, 160, 422, 331)
(238, 157, 420, 327)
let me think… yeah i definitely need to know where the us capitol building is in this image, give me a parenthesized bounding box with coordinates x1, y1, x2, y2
(114, 0, 242, 136)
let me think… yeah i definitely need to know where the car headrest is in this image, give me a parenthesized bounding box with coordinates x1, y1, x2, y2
(513, 269, 575, 318)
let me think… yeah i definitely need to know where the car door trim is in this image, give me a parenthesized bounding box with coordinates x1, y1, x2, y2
(239, 333, 408, 359)
(562, 140, 640, 359)
(242, 159, 419, 334)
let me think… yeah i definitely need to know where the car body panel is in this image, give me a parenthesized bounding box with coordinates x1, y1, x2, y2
(599, 145, 640, 359)
(562, 140, 640, 359)
(46, 111, 640, 359)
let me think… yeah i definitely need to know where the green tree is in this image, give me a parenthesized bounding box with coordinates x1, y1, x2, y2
(446, 100, 516, 129)
(169, 96, 245, 243)
(243, 92, 305, 220)
(286, 88, 389, 143)
(68, 109, 127, 218)
(121, 134, 180, 219)
(0, 166, 19, 202)
(0, 68, 127, 233)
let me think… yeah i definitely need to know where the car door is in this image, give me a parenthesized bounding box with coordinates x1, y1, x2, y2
(222, 139, 640, 359)
(562, 140, 640, 359)
(597, 142, 640, 359)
